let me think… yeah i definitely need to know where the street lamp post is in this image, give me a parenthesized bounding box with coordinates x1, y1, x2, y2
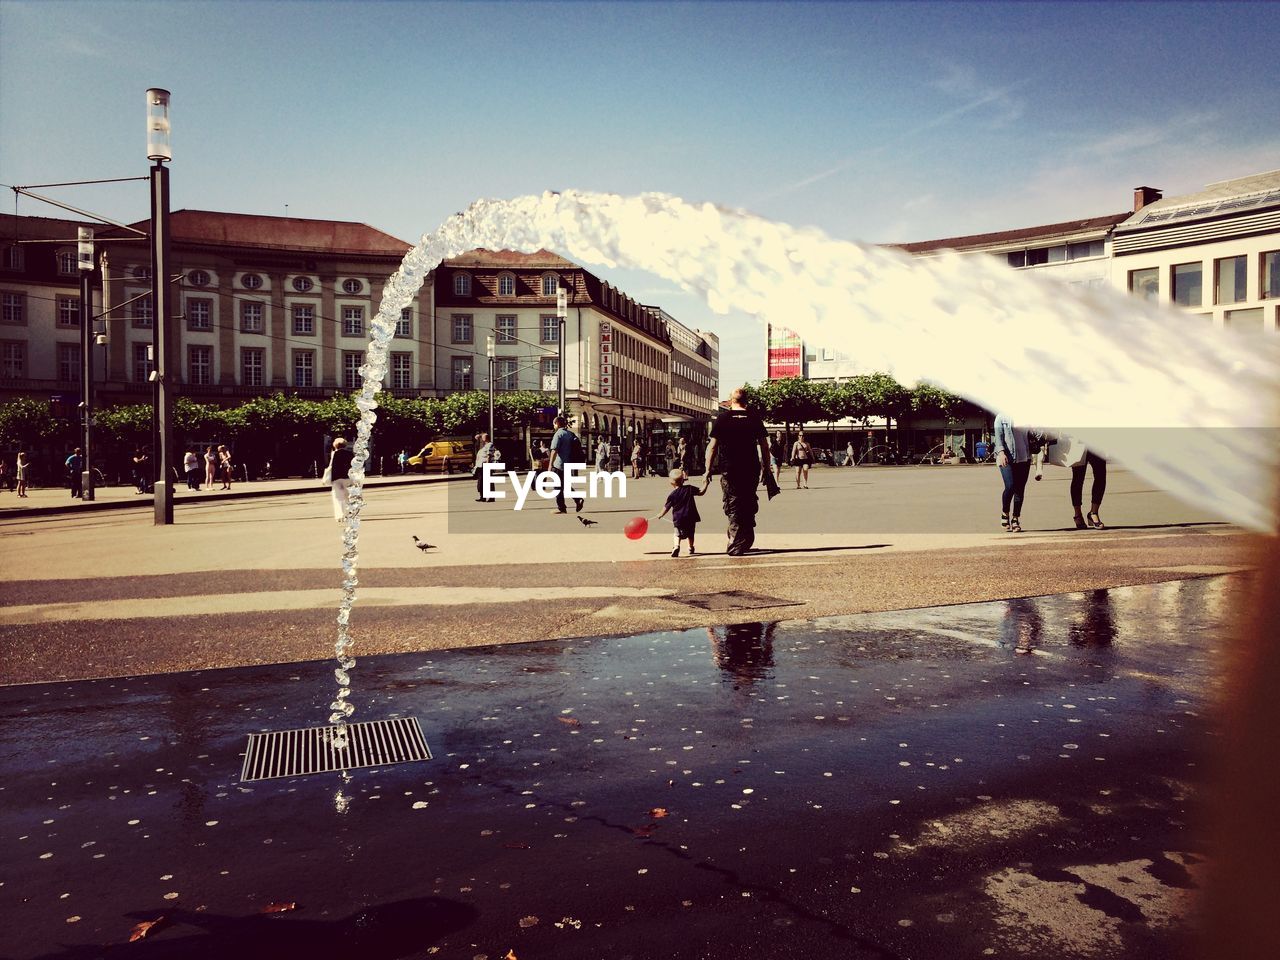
(78, 227, 95, 500)
(556, 286, 567, 417)
(486, 334, 496, 444)
(147, 88, 174, 525)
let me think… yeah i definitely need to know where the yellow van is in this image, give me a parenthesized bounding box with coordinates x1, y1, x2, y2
(408, 439, 474, 473)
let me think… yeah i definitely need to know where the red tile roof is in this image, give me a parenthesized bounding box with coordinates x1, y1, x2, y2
(443, 248, 577, 269)
(126, 210, 412, 256)
(892, 212, 1130, 254)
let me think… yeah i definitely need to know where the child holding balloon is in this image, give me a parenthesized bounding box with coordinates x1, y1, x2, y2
(654, 469, 710, 557)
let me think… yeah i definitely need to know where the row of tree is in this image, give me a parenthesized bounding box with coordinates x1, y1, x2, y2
(0, 374, 972, 479)
(743, 375, 971, 431)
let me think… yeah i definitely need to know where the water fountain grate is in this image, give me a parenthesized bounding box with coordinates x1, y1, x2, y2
(240, 717, 431, 782)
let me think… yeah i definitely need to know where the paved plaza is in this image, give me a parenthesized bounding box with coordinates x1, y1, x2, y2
(0, 464, 1265, 958)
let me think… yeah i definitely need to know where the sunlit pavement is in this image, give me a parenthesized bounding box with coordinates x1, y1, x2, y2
(0, 577, 1230, 959)
(0, 466, 1256, 957)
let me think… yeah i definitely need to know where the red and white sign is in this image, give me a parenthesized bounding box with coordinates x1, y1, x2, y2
(600, 321, 613, 397)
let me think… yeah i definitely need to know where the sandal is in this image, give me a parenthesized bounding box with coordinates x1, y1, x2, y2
(1073, 516, 1088, 530)
(1008, 518, 1022, 533)
(1000, 513, 1009, 529)
(1087, 512, 1106, 529)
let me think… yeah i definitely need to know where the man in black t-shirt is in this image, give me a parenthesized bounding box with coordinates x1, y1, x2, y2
(704, 388, 770, 555)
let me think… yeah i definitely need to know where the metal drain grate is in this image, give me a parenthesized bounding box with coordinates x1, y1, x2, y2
(669, 589, 804, 612)
(240, 717, 431, 782)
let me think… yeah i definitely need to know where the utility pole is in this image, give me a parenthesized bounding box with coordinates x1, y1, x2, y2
(556, 285, 567, 417)
(147, 88, 174, 525)
(78, 227, 95, 500)
(486, 334, 496, 444)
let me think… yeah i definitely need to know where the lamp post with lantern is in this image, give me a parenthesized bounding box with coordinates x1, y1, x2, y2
(486, 334, 496, 444)
(146, 88, 175, 525)
(556, 285, 567, 417)
(77, 227, 95, 500)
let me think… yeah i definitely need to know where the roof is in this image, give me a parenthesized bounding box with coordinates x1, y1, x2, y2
(443, 248, 577, 269)
(119, 210, 412, 256)
(894, 212, 1130, 254)
(1117, 168, 1280, 231)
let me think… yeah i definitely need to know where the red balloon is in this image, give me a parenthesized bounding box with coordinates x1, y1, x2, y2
(624, 516, 649, 540)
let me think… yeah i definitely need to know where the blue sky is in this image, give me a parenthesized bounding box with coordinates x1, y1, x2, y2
(3, 0, 1277, 392)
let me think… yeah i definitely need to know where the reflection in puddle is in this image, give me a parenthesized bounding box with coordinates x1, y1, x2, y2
(708, 622, 777, 686)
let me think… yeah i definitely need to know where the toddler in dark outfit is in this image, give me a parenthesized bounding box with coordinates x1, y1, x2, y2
(655, 468, 709, 557)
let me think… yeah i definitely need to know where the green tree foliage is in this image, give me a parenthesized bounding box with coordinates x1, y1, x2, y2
(0, 396, 63, 448)
(909, 382, 966, 423)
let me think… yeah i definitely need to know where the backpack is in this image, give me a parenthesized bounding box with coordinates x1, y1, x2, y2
(567, 432, 585, 465)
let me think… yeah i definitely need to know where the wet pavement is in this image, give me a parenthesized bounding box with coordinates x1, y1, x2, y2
(0, 577, 1236, 960)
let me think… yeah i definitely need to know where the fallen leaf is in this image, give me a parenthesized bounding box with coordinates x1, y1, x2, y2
(518, 915, 539, 928)
(504, 951, 519, 960)
(557, 717, 581, 727)
(128, 916, 167, 942)
(648, 807, 669, 819)
(260, 901, 300, 914)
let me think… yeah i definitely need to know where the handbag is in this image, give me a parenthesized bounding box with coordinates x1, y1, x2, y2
(1044, 432, 1088, 468)
(322, 465, 332, 484)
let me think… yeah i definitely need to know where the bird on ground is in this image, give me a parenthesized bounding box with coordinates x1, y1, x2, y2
(576, 516, 598, 527)
(411, 535, 436, 551)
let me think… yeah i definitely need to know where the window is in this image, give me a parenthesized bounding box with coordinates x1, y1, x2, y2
(342, 306, 364, 337)
(292, 304, 315, 335)
(189, 345, 212, 385)
(1173, 262, 1203, 307)
(58, 296, 80, 326)
(496, 357, 519, 390)
(1025, 248, 1049, 267)
(1129, 267, 1159, 301)
(2, 292, 25, 324)
(57, 343, 80, 381)
(133, 265, 152, 281)
(188, 297, 212, 331)
(131, 293, 153, 327)
(242, 347, 264, 386)
(496, 314, 516, 343)
(1224, 308, 1265, 332)
(292, 276, 313, 293)
(395, 308, 413, 338)
(2, 245, 23, 271)
(391, 353, 412, 389)
(541, 274, 559, 296)
(498, 273, 516, 296)
(452, 313, 473, 343)
(451, 356, 473, 390)
(241, 273, 263, 290)
(540, 357, 560, 392)
(1068, 240, 1104, 260)
(1265, 251, 1280, 299)
(343, 352, 362, 390)
(133, 343, 153, 382)
(342, 278, 363, 295)
(240, 301, 263, 333)
(188, 270, 211, 287)
(541, 314, 559, 344)
(1216, 256, 1247, 305)
(57, 251, 78, 275)
(2, 341, 26, 378)
(454, 273, 471, 296)
(293, 350, 314, 387)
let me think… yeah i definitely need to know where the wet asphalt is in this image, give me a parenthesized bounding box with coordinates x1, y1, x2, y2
(0, 576, 1234, 960)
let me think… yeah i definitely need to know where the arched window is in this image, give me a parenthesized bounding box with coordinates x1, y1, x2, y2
(498, 272, 515, 296)
(541, 273, 559, 297)
(454, 273, 471, 296)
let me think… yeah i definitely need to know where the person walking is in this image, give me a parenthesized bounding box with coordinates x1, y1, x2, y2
(630, 439, 643, 479)
(217, 445, 234, 490)
(204, 445, 218, 488)
(790, 431, 814, 489)
(595, 436, 611, 472)
(473, 432, 499, 502)
(183, 449, 201, 490)
(1071, 452, 1108, 529)
(327, 437, 355, 523)
(132, 447, 150, 494)
(549, 415, 585, 514)
(993, 412, 1032, 532)
(0, 458, 8, 492)
(678, 436, 693, 475)
(663, 439, 677, 475)
(16, 451, 30, 498)
(655, 468, 709, 557)
(845, 440, 856, 467)
(65, 447, 84, 499)
(703, 387, 770, 556)
(768, 431, 785, 481)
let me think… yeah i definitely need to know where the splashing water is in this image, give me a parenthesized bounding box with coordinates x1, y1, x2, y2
(331, 189, 1280, 741)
